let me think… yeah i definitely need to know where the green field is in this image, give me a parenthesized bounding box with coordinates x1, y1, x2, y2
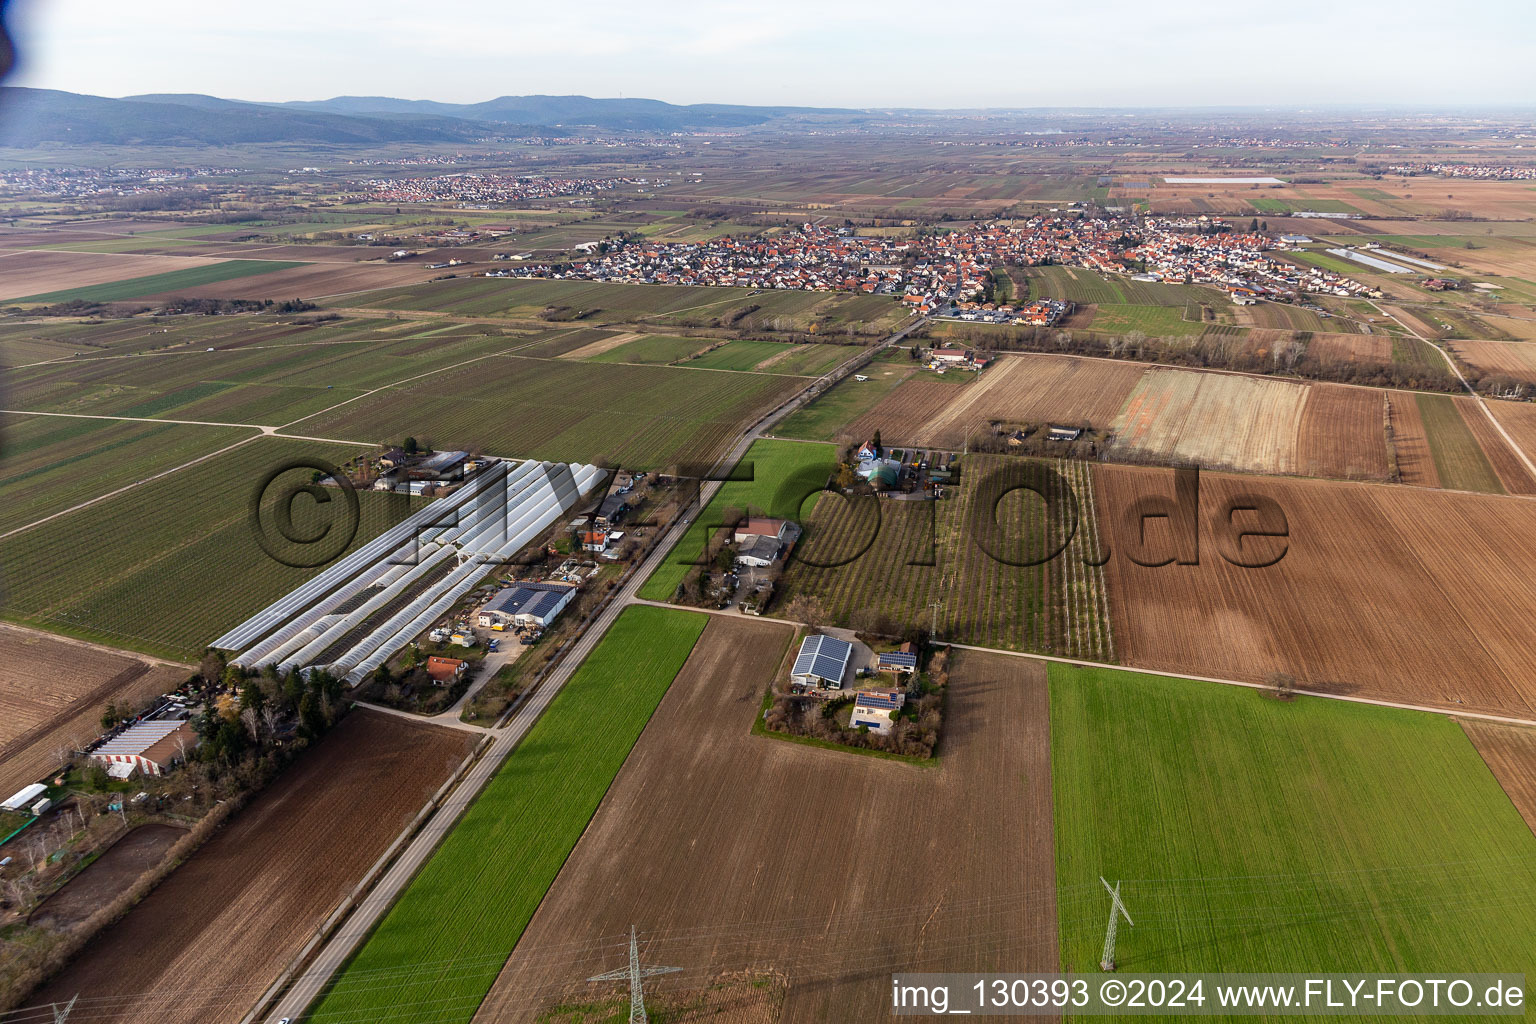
(0, 414, 256, 534)
(1087, 303, 1195, 335)
(774, 350, 918, 441)
(1415, 392, 1504, 494)
(588, 334, 714, 364)
(1051, 664, 1536, 991)
(638, 438, 837, 601)
(0, 437, 413, 658)
(1287, 249, 1367, 276)
(306, 606, 708, 1024)
(1024, 266, 1223, 308)
(347, 278, 907, 332)
(286, 354, 802, 470)
(687, 339, 800, 371)
(7, 260, 306, 304)
(3, 327, 524, 427)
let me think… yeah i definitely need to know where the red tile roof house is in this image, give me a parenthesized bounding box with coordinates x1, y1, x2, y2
(425, 656, 467, 685)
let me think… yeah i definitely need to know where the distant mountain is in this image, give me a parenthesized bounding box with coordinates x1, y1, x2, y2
(0, 88, 522, 146)
(275, 94, 863, 131)
(0, 88, 864, 148)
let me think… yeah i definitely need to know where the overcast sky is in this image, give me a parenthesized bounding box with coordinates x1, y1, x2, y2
(7, 0, 1535, 109)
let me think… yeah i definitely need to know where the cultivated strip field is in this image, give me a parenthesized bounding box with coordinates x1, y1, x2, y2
(1110, 367, 1310, 474)
(285, 355, 804, 470)
(778, 455, 1115, 659)
(1096, 464, 1536, 717)
(475, 632, 1058, 1023)
(1386, 390, 1440, 486)
(853, 354, 1144, 448)
(0, 438, 414, 659)
(1462, 722, 1536, 837)
(27, 709, 477, 1024)
(130, 260, 441, 303)
(1295, 384, 1390, 481)
(9, 260, 307, 305)
(1416, 393, 1504, 493)
(556, 330, 644, 360)
(1455, 397, 1536, 494)
(1052, 665, 1536, 977)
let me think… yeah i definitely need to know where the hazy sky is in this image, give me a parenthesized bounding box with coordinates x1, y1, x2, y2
(7, 0, 1535, 108)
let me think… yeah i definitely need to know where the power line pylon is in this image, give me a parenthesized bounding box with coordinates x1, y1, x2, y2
(1099, 877, 1133, 972)
(51, 996, 78, 1024)
(588, 926, 681, 1024)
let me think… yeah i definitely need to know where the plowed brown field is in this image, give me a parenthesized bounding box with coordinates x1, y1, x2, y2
(1450, 339, 1536, 384)
(1455, 398, 1536, 494)
(1111, 367, 1309, 474)
(1097, 464, 1536, 717)
(1307, 332, 1394, 368)
(849, 352, 1144, 448)
(1488, 401, 1536, 465)
(1296, 385, 1390, 480)
(1386, 391, 1440, 486)
(135, 261, 441, 303)
(27, 709, 478, 1024)
(1461, 722, 1536, 836)
(473, 619, 1058, 1023)
(0, 251, 218, 300)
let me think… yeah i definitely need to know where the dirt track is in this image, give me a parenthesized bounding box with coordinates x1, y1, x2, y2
(26, 709, 476, 1024)
(473, 618, 1058, 1023)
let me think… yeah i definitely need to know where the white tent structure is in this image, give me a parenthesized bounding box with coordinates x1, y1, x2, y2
(219, 459, 604, 684)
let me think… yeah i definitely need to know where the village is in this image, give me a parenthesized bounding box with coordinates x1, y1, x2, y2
(353, 172, 657, 205)
(498, 212, 1381, 311)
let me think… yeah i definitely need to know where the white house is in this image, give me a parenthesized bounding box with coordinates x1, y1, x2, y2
(849, 689, 906, 733)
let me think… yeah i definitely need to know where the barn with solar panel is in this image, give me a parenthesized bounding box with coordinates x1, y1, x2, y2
(790, 634, 853, 691)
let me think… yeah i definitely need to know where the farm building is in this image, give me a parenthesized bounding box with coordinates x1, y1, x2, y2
(1047, 426, 1083, 442)
(594, 495, 629, 528)
(791, 634, 853, 690)
(849, 689, 907, 733)
(734, 534, 781, 569)
(408, 450, 470, 481)
(733, 517, 793, 545)
(930, 348, 970, 364)
(477, 582, 576, 629)
(857, 458, 901, 489)
(89, 720, 195, 777)
(425, 656, 467, 684)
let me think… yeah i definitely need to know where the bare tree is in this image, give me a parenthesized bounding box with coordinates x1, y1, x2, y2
(782, 595, 828, 631)
(1265, 671, 1296, 700)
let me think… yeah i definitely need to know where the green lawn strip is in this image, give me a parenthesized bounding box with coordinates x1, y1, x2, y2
(1087, 303, 1193, 335)
(1051, 663, 1536, 989)
(638, 439, 836, 602)
(774, 351, 917, 441)
(686, 340, 793, 371)
(306, 606, 708, 1024)
(7, 260, 307, 304)
(1415, 392, 1504, 494)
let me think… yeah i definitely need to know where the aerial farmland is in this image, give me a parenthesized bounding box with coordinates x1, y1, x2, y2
(2, 39, 1536, 1024)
